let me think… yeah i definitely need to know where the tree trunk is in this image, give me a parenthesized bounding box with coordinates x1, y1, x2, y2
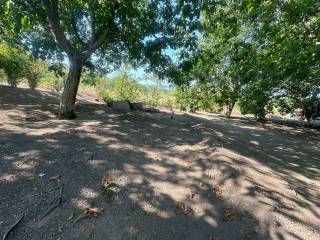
(59, 57, 83, 119)
(225, 102, 235, 118)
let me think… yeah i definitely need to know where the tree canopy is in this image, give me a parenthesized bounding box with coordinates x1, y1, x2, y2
(178, 0, 320, 120)
(2, 0, 204, 118)
(1, 0, 319, 121)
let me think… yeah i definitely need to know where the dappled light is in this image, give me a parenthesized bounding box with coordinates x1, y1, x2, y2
(1, 87, 319, 240)
(1, 0, 320, 239)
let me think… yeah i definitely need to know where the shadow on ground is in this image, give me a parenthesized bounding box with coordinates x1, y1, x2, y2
(0, 86, 319, 240)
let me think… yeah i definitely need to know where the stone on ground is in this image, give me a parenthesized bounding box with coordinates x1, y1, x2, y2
(112, 100, 131, 111)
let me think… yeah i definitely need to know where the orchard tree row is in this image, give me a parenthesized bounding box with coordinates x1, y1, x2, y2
(1, 0, 319, 121)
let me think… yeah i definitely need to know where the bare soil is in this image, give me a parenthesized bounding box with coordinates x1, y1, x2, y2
(0, 85, 319, 240)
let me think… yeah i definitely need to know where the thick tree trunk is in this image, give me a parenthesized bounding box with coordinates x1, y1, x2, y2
(59, 57, 83, 119)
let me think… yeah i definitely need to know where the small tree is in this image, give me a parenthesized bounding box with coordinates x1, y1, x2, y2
(5, 0, 203, 119)
(0, 43, 24, 87)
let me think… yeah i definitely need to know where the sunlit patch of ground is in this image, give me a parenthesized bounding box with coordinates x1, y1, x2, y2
(0, 86, 319, 240)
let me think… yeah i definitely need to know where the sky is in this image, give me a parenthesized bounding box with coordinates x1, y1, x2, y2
(107, 47, 179, 89)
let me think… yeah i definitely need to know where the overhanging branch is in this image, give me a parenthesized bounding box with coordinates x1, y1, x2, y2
(81, 1, 120, 60)
(43, 0, 75, 57)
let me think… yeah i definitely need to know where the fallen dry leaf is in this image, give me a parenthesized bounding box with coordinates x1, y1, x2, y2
(101, 176, 113, 187)
(222, 208, 239, 222)
(273, 220, 281, 227)
(101, 176, 120, 200)
(87, 207, 103, 215)
(175, 201, 192, 215)
(212, 185, 224, 200)
(74, 207, 103, 222)
(186, 187, 199, 200)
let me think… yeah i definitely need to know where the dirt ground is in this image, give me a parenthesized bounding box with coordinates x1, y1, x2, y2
(0, 85, 319, 240)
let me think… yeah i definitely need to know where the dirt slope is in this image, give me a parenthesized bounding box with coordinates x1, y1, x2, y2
(1, 86, 319, 240)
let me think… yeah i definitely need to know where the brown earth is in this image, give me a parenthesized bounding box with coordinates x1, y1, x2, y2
(0, 85, 319, 240)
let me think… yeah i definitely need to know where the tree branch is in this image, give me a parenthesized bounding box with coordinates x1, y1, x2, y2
(88, 14, 97, 45)
(43, 0, 74, 57)
(81, 1, 120, 60)
(70, 15, 85, 46)
(82, 24, 114, 60)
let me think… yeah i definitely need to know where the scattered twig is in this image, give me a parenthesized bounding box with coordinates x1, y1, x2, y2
(175, 201, 192, 215)
(212, 185, 224, 200)
(2, 215, 24, 240)
(41, 184, 63, 219)
(67, 212, 74, 221)
(49, 175, 61, 181)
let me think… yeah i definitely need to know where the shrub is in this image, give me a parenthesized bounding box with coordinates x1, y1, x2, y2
(239, 87, 273, 121)
(0, 69, 7, 83)
(0, 43, 24, 87)
(38, 71, 64, 92)
(50, 77, 64, 92)
(25, 62, 45, 90)
(113, 75, 140, 102)
(95, 76, 109, 100)
(175, 84, 218, 112)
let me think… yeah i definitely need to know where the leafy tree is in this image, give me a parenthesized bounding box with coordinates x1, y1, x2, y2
(0, 42, 49, 89)
(175, 82, 218, 112)
(188, 0, 260, 117)
(242, 0, 320, 120)
(0, 43, 25, 87)
(113, 74, 140, 103)
(190, 0, 320, 120)
(24, 60, 47, 90)
(4, 0, 203, 119)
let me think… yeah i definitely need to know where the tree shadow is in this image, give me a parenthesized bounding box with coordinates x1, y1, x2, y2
(1, 88, 319, 240)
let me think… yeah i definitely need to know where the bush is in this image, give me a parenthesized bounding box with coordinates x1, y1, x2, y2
(239, 87, 273, 121)
(95, 76, 109, 100)
(97, 74, 141, 104)
(7, 72, 22, 87)
(38, 71, 64, 92)
(90, 71, 177, 108)
(51, 77, 64, 92)
(25, 61, 45, 90)
(0, 44, 23, 87)
(113, 75, 140, 102)
(0, 69, 7, 83)
(175, 83, 218, 112)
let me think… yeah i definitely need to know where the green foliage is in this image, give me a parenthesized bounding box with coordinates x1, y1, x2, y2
(93, 70, 176, 108)
(81, 72, 98, 87)
(0, 43, 55, 90)
(0, 49, 65, 92)
(276, 88, 320, 121)
(95, 77, 109, 101)
(6, 0, 204, 77)
(24, 61, 47, 90)
(0, 43, 24, 87)
(239, 87, 273, 121)
(50, 77, 64, 92)
(0, 69, 8, 83)
(113, 75, 140, 103)
(95, 74, 140, 103)
(37, 69, 64, 92)
(175, 83, 219, 112)
(185, 0, 320, 120)
(146, 88, 161, 107)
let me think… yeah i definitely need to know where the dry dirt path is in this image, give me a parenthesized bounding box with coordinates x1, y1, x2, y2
(1, 86, 319, 240)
